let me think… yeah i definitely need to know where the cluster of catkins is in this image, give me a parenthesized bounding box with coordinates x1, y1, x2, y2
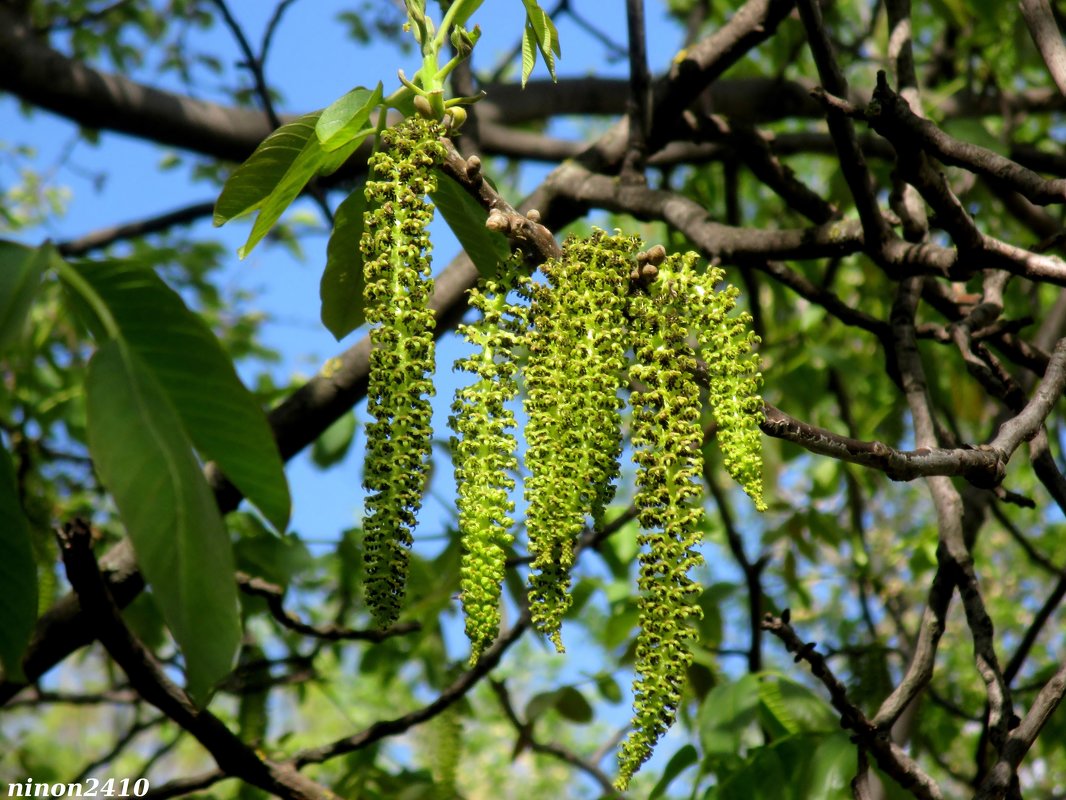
(359, 117, 764, 789)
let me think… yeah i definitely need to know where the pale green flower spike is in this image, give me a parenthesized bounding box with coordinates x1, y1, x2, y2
(616, 251, 763, 790)
(450, 258, 528, 664)
(361, 116, 445, 628)
(524, 228, 636, 651)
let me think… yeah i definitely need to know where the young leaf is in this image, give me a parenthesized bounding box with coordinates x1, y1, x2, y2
(806, 733, 855, 800)
(65, 258, 291, 532)
(520, 21, 537, 88)
(519, 0, 561, 84)
(239, 131, 361, 259)
(215, 112, 363, 258)
(430, 171, 510, 279)
(315, 83, 383, 152)
(86, 341, 241, 702)
(0, 240, 54, 352)
(214, 112, 322, 224)
(449, 0, 485, 29)
(320, 187, 369, 340)
(697, 674, 762, 757)
(0, 446, 37, 681)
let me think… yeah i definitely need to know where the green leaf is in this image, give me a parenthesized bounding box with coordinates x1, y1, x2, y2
(214, 113, 322, 224)
(315, 83, 382, 152)
(758, 673, 837, 735)
(525, 690, 557, 722)
(806, 733, 855, 800)
(232, 514, 313, 587)
(65, 258, 291, 532)
(214, 113, 363, 258)
(0, 446, 37, 681)
(698, 673, 762, 756)
(649, 744, 698, 800)
(311, 411, 358, 468)
(520, 0, 561, 84)
(520, 21, 537, 88)
(86, 341, 240, 702)
(320, 187, 370, 339)
(430, 172, 510, 279)
(595, 673, 623, 704)
(554, 686, 593, 724)
(0, 240, 54, 352)
(713, 733, 853, 800)
(449, 0, 485, 28)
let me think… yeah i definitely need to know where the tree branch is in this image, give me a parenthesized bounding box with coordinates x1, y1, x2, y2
(236, 573, 420, 642)
(55, 519, 338, 800)
(489, 679, 624, 798)
(762, 613, 944, 800)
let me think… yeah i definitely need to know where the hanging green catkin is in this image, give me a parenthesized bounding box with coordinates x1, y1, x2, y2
(450, 260, 528, 664)
(524, 228, 635, 651)
(360, 116, 445, 628)
(617, 252, 763, 789)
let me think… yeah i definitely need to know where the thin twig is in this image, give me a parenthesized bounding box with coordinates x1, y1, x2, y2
(489, 679, 624, 798)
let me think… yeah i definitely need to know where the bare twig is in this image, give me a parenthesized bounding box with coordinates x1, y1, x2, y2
(236, 572, 420, 642)
(796, 0, 891, 249)
(621, 0, 651, 182)
(489, 679, 624, 798)
(762, 613, 944, 800)
(56, 201, 216, 257)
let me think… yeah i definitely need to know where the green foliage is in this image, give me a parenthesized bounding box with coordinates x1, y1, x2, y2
(61, 257, 291, 533)
(214, 112, 364, 259)
(708, 732, 854, 800)
(430, 172, 510, 280)
(450, 263, 527, 664)
(320, 186, 371, 340)
(85, 340, 240, 702)
(315, 83, 383, 152)
(0, 446, 36, 680)
(524, 229, 635, 651)
(360, 116, 446, 628)
(520, 0, 561, 87)
(311, 411, 359, 469)
(0, 241, 55, 352)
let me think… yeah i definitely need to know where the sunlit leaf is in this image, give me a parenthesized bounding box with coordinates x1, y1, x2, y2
(214, 113, 364, 258)
(214, 113, 322, 224)
(521, 21, 537, 88)
(758, 673, 837, 735)
(649, 744, 698, 800)
(315, 83, 382, 152)
(698, 673, 762, 756)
